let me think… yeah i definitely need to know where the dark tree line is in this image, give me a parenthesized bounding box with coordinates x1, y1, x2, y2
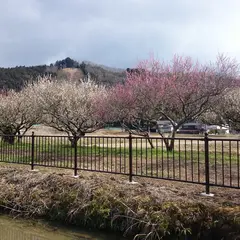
(54, 57, 80, 69)
(0, 65, 55, 91)
(0, 57, 126, 90)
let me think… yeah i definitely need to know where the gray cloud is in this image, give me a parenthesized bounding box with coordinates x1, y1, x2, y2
(0, 0, 240, 68)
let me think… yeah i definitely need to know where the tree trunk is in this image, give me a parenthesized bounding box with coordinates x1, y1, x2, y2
(147, 136, 154, 149)
(161, 130, 176, 152)
(2, 135, 15, 145)
(165, 138, 175, 152)
(69, 137, 78, 148)
(167, 130, 176, 152)
(17, 130, 23, 142)
(1, 126, 16, 145)
(68, 134, 84, 148)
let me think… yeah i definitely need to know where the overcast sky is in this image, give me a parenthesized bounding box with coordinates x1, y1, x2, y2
(0, 0, 240, 68)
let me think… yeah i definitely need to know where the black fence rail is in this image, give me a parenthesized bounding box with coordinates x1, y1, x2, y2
(0, 132, 239, 192)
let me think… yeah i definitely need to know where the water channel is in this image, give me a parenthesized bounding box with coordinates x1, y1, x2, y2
(0, 215, 126, 240)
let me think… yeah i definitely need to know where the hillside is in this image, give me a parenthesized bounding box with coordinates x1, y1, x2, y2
(0, 65, 54, 91)
(0, 58, 126, 90)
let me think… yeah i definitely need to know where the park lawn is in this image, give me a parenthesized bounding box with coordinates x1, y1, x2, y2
(0, 140, 239, 164)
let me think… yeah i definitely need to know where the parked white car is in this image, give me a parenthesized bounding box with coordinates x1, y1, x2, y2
(156, 120, 174, 133)
(206, 125, 230, 134)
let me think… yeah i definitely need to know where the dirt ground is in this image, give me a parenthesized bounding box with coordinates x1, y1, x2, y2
(27, 125, 240, 138)
(26, 125, 126, 136)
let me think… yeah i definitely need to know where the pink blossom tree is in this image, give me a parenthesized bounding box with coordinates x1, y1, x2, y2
(106, 54, 239, 151)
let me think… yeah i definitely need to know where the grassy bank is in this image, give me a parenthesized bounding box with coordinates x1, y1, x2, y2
(0, 166, 239, 240)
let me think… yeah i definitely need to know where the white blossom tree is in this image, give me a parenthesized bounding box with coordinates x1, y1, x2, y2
(31, 78, 108, 147)
(0, 88, 42, 144)
(198, 110, 225, 126)
(210, 89, 240, 131)
(221, 89, 240, 130)
(199, 88, 240, 132)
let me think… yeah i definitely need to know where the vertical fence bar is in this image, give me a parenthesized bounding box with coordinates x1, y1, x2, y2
(120, 138, 123, 173)
(237, 141, 239, 188)
(204, 133, 210, 194)
(140, 138, 143, 175)
(74, 136, 78, 176)
(31, 131, 35, 170)
(179, 139, 181, 180)
(184, 139, 187, 181)
(129, 133, 133, 182)
(214, 140, 217, 185)
(124, 138, 126, 174)
(229, 141, 232, 187)
(111, 138, 113, 172)
(106, 138, 109, 171)
(173, 139, 175, 179)
(222, 140, 224, 186)
(197, 139, 200, 183)
(191, 139, 193, 182)
(90, 137, 93, 170)
(156, 138, 159, 178)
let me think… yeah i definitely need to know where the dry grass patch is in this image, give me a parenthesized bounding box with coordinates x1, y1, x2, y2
(0, 165, 239, 240)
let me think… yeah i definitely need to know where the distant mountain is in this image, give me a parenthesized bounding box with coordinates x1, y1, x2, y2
(79, 61, 125, 86)
(0, 57, 126, 90)
(83, 61, 124, 73)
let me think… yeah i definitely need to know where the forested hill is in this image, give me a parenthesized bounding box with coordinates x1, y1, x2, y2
(0, 65, 51, 90)
(0, 57, 126, 90)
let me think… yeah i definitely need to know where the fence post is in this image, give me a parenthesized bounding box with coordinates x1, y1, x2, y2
(31, 131, 35, 170)
(203, 132, 213, 196)
(129, 133, 133, 182)
(73, 136, 78, 177)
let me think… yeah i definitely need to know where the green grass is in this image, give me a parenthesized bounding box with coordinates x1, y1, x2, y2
(0, 140, 239, 164)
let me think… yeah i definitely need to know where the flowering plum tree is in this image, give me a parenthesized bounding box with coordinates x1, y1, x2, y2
(0, 88, 41, 144)
(220, 89, 240, 130)
(204, 88, 240, 131)
(106, 54, 239, 151)
(31, 78, 108, 147)
(198, 109, 225, 126)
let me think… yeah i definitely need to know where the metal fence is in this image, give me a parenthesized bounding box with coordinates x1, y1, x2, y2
(0, 132, 239, 193)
